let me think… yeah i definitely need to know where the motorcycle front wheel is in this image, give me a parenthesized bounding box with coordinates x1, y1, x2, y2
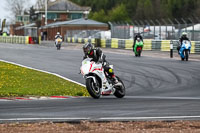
(114, 76, 125, 98)
(185, 50, 189, 61)
(86, 78, 101, 99)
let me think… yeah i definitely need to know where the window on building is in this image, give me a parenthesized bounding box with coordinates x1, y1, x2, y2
(17, 16, 23, 22)
(24, 16, 29, 22)
(47, 13, 58, 20)
(69, 13, 83, 20)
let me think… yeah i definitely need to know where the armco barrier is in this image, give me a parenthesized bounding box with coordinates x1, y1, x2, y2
(0, 36, 41, 44)
(0, 36, 28, 44)
(66, 37, 200, 54)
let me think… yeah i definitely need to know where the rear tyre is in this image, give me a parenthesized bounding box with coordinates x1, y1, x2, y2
(114, 77, 125, 98)
(86, 78, 101, 99)
(185, 50, 189, 61)
(138, 50, 141, 57)
(57, 44, 61, 50)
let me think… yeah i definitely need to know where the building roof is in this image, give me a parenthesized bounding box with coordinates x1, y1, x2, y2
(39, 0, 90, 12)
(41, 18, 108, 29)
(15, 23, 36, 30)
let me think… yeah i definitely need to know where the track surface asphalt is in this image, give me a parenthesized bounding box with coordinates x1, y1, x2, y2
(0, 43, 200, 122)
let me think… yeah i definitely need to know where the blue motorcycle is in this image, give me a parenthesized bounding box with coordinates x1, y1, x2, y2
(179, 40, 191, 61)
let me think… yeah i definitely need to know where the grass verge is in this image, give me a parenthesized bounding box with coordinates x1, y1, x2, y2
(0, 61, 89, 97)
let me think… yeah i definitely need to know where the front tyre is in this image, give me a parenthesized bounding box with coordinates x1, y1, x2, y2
(114, 77, 125, 98)
(185, 50, 189, 61)
(86, 78, 101, 99)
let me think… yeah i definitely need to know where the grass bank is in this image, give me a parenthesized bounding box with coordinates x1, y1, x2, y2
(0, 61, 88, 97)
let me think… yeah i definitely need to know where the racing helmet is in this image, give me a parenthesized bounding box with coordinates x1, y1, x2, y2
(83, 42, 93, 54)
(182, 32, 187, 37)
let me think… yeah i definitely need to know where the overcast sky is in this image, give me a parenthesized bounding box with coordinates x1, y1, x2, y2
(0, 0, 36, 23)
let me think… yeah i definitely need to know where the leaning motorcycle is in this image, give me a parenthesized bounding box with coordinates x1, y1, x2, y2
(133, 38, 144, 57)
(80, 58, 125, 99)
(55, 38, 62, 50)
(179, 40, 191, 61)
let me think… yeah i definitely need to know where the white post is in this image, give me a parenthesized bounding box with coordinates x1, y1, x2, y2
(0, 19, 1, 29)
(45, 0, 47, 25)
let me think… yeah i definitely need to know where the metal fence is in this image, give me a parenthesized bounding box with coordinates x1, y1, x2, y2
(65, 30, 102, 39)
(109, 18, 200, 41)
(108, 22, 130, 39)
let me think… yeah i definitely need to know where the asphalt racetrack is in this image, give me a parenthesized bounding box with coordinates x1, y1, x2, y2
(0, 43, 200, 123)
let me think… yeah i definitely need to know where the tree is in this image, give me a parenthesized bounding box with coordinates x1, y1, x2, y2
(29, 6, 38, 23)
(144, 0, 154, 19)
(194, 0, 200, 17)
(61, 0, 200, 21)
(108, 4, 131, 22)
(89, 10, 108, 23)
(134, 0, 145, 20)
(35, 0, 51, 9)
(4, 0, 30, 21)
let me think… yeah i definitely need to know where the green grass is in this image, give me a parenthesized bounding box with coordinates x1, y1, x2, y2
(0, 61, 89, 97)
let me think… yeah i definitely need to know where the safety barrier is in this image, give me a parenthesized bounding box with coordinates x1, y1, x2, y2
(66, 37, 95, 44)
(0, 36, 41, 44)
(67, 37, 200, 54)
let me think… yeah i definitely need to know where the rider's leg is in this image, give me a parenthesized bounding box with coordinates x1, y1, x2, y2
(179, 47, 185, 59)
(104, 64, 118, 84)
(177, 45, 181, 54)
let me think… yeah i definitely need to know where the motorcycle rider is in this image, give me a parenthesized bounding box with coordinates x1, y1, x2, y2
(83, 42, 119, 85)
(177, 32, 190, 53)
(55, 32, 62, 45)
(133, 33, 143, 48)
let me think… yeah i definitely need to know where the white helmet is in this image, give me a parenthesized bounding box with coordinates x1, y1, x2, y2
(182, 32, 187, 37)
(57, 32, 60, 35)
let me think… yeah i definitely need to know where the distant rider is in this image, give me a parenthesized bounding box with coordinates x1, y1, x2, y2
(133, 33, 143, 48)
(177, 32, 190, 53)
(55, 32, 63, 45)
(83, 42, 119, 85)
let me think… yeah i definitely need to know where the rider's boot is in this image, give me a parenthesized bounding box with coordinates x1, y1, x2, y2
(112, 75, 121, 86)
(108, 68, 121, 86)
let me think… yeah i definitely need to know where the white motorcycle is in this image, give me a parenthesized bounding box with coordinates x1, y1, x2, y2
(55, 38, 62, 50)
(80, 58, 125, 99)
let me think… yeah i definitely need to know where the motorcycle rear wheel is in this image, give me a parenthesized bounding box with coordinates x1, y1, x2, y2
(57, 44, 61, 50)
(138, 50, 141, 57)
(86, 78, 101, 99)
(114, 77, 125, 98)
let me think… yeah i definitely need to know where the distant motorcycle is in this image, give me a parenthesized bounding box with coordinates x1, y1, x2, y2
(133, 38, 143, 57)
(80, 58, 125, 99)
(55, 38, 62, 50)
(179, 40, 191, 61)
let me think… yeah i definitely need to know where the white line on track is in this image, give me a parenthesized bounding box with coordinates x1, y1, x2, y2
(0, 118, 90, 121)
(125, 96, 200, 100)
(1, 116, 200, 121)
(100, 116, 200, 120)
(0, 59, 85, 87)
